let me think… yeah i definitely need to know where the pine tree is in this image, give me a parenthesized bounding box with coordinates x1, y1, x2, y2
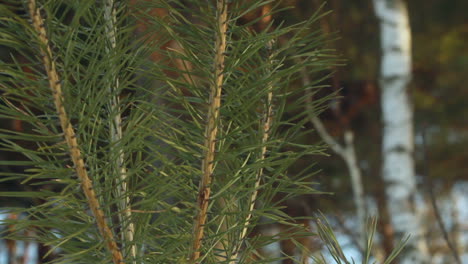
(0, 1, 405, 263)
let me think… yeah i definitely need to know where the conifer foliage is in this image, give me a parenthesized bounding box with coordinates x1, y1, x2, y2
(0, 0, 336, 263)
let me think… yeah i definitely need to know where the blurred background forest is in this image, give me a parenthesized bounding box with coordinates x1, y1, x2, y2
(283, 0, 468, 263)
(1, 0, 467, 263)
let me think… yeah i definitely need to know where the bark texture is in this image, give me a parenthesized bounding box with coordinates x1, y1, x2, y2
(373, 0, 429, 263)
(190, 0, 228, 262)
(28, 1, 124, 263)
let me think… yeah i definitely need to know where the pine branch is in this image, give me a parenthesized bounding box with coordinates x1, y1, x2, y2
(27, 1, 124, 263)
(231, 40, 275, 262)
(104, 0, 137, 262)
(190, 0, 228, 262)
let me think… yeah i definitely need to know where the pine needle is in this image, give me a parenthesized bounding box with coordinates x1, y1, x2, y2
(104, 0, 137, 262)
(27, 1, 124, 263)
(190, 0, 229, 262)
(231, 39, 276, 262)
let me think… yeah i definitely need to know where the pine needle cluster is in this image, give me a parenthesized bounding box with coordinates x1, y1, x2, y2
(0, 1, 402, 263)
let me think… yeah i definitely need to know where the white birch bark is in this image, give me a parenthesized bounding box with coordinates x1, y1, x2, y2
(372, 0, 430, 263)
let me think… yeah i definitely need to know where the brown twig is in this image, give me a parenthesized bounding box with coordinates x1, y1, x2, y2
(27, 1, 124, 263)
(421, 125, 462, 264)
(190, 0, 228, 262)
(6, 213, 18, 264)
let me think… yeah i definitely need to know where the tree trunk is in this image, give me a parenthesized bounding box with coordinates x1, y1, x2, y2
(372, 0, 430, 263)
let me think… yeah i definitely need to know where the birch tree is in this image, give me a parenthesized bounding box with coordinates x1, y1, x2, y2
(372, 0, 430, 263)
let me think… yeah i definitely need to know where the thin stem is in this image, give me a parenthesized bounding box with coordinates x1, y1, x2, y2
(421, 126, 462, 264)
(104, 0, 136, 262)
(6, 213, 18, 264)
(27, 1, 124, 263)
(231, 40, 275, 262)
(190, 0, 228, 262)
(300, 64, 367, 249)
